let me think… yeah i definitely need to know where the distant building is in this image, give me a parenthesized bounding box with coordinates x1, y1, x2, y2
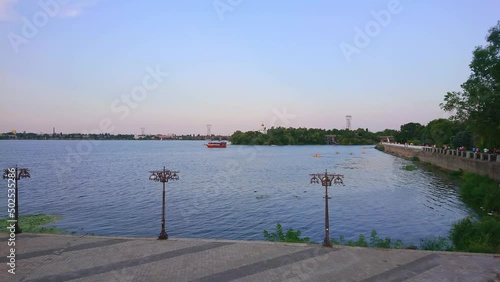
(260, 122, 267, 134)
(156, 134, 173, 140)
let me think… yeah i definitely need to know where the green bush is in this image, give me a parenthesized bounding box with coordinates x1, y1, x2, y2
(263, 223, 310, 243)
(369, 230, 392, 248)
(450, 216, 500, 253)
(460, 173, 500, 214)
(409, 140, 421, 145)
(347, 234, 369, 247)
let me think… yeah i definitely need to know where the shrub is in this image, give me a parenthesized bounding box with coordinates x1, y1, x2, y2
(450, 216, 500, 253)
(263, 224, 310, 243)
(419, 236, 453, 251)
(460, 173, 500, 214)
(332, 230, 406, 249)
(346, 234, 369, 247)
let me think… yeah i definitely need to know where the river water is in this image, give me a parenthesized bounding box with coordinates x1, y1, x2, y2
(0, 140, 471, 245)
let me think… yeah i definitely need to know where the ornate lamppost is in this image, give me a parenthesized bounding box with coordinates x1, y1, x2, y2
(3, 166, 30, 234)
(149, 167, 179, 240)
(310, 169, 344, 247)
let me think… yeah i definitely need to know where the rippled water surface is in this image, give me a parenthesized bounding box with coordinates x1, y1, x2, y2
(0, 140, 471, 244)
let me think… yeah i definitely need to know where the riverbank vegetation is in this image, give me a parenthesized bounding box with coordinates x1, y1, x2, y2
(0, 214, 63, 234)
(264, 171, 500, 253)
(231, 127, 379, 145)
(263, 224, 453, 251)
(263, 223, 310, 243)
(449, 173, 500, 253)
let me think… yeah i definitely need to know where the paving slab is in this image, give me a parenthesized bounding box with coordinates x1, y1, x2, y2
(0, 233, 498, 282)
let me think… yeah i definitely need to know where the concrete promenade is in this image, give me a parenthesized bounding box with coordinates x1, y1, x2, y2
(1, 233, 499, 282)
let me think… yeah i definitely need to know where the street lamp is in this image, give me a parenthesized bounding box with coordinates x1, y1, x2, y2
(149, 167, 179, 240)
(3, 166, 30, 234)
(310, 169, 344, 247)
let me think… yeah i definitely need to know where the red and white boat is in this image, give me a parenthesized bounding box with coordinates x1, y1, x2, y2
(205, 141, 227, 148)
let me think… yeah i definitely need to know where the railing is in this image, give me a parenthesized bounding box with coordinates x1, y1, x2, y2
(422, 147, 499, 162)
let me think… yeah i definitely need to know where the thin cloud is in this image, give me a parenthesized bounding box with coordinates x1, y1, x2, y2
(60, 8, 82, 18)
(60, 0, 101, 18)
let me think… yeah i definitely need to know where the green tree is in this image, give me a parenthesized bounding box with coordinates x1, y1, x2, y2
(423, 119, 460, 146)
(450, 131, 474, 149)
(441, 21, 500, 148)
(230, 127, 379, 145)
(398, 122, 424, 143)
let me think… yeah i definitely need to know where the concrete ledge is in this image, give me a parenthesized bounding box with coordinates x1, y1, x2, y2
(380, 144, 500, 181)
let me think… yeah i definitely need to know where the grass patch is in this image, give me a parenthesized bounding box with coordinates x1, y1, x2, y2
(410, 156, 420, 162)
(0, 214, 63, 234)
(402, 165, 417, 171)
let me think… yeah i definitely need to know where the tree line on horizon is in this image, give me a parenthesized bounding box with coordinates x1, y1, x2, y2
(231, 21, 500, 149)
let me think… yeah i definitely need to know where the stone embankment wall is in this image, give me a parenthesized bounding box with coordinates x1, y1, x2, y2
(378, 143, 500, 181)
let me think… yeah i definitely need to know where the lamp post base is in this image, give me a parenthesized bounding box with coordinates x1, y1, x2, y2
(322, 239, 332, 248)
(158, 231, 168, 240)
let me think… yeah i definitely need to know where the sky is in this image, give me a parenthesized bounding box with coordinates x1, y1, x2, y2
(0, 0, 499, 135)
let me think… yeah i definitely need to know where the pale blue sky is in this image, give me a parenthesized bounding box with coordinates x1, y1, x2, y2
(1, 0, 499, 135)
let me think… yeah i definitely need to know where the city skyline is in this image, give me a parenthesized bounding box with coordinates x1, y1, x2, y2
(1, 1, 499, 135)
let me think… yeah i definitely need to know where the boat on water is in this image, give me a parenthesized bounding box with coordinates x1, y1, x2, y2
(205, 141, 227, 148)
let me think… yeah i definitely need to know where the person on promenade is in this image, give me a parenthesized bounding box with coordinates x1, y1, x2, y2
(484, 148, 489, 153)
